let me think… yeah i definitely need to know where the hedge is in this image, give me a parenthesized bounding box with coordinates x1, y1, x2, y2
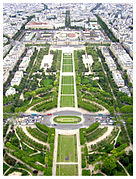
(5, 142, 44, 171)
(79, 128, 86, 145)
(16, 127, 46, 151)
(82, 169, 91, 176)
(26, 126, 48, 143)
(81, 153, 86, 168)
(35, 122, 49, 133)
(86, 127, 108, 142)
(86, 122, 100, 134)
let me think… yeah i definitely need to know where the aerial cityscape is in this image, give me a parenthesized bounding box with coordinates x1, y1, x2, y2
(3, 3, 133, 176)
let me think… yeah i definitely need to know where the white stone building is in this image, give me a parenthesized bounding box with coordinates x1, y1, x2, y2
(5, 87, 16, 96)
(112, 70, 125, 87)
(11, 71, 23, 86)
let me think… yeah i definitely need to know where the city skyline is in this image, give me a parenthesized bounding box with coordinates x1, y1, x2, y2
(3, 2, 133, 176)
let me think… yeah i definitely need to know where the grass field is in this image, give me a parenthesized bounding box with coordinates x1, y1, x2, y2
(60, 95, 75, 107)
(63, 58, 73, 64)
(61, 76, 74, 84)
(57, 135, 78, 162)
(61, 85, 74, 94)
(62, 64, 73, 72)
(56, 164, 78, 176)
(63, 54, 72, 58)
(53, 116, 81, 123)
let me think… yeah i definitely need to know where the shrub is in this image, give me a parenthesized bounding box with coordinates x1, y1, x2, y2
(82, 169, 90, 176)
(86, 122, 99, 133)
(82, 154, 86, 168)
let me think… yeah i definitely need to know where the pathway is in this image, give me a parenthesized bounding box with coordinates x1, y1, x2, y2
(57, 49, 63, 108)
(123, 121, 133, 151)
(117, 160, 130, 176)
(72, 50, 78, 108)
(52, 129, 59, 176)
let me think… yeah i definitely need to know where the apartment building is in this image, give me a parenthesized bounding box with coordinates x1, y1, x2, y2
(19, 57, 30, 71)
(112, 70, 125, 87)
(11, 71, 23, 86)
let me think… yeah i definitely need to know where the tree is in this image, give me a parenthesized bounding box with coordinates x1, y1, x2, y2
(104, 143, 114, 153)
(128, 82, 132, 88)
(101, 157, 117, 175)
(109, 106, 114, 116)
(82, 169, 90, 176)
(120, 105, 133, 113)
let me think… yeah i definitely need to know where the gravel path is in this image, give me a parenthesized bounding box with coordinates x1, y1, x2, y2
(52, 129, 59, 176)
(117, 160, 130, 176)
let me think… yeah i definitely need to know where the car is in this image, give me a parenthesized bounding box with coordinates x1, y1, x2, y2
(54, 124, 57, 126)
(47, 113, 52, 116)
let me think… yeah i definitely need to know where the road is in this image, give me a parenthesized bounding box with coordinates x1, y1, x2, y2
(6, 109, 111, 130)
(39, 110, 96, 130)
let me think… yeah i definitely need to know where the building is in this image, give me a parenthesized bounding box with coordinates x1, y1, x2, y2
(105, 56, 117, 71)
(101, 47, 110, 57)
(127, 69, 133, 84)
(53, 30, 82, 46)
(19, 57, 30, 71)
(119, 86, 131, 97)
(82, 55, 93, 69)
(25, 22, 54, 29)
(112, 70, 125, 87)
(3, 70, 9, 84)
(40, 55, 54, 71)
(117, 54, 133, 70)
(25, 48, 34, 57)
(11, 71, 23, 86)
(3, 43, 25, 84)
(110, 43, 133, 70)
(5, 87, 16, 96)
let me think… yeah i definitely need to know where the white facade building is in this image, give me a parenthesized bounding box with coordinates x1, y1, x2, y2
(112, 70, 125, 87)
(127, 69, 133, 84)
(19, 57, 30, 71)
(40, 55, 53, 71)
(105, 56, 117, 71)
(5, 87, 16, 96)
(11, 71, 23, 86)
(110, 43, 133, 70)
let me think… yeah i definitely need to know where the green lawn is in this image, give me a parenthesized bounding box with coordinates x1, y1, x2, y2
(61, 76, 74, 84)
(61, 85, 74, 94)
(40, 78, 53, 87)
(57, 135, 77, 162)
(56, 164, 78, 176)
(63, 58, 73, 64)
(63, 53, 72, 58)
(60, 95, 75, 107)
(62, 65, 73, 72)
(86, 127, 108, 142)
(53, 116, 81, 123)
